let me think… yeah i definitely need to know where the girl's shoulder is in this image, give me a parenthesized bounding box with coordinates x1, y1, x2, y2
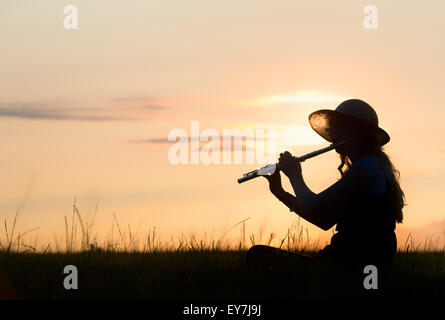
(352, 155, 387, 196)
(353, 155, 380, 169)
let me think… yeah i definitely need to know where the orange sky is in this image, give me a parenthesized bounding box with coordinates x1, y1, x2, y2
(1, 1, 445, 250)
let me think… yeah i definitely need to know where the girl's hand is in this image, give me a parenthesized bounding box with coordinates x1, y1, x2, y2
(263, 168, 284, 197)
(278, 151, 302, 180)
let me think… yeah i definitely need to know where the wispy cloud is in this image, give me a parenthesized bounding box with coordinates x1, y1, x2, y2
(112, 97, 159, 103)
(251, 90, 350, 105)
(135, 105, 169, 111)
(133, 123, 324, 148)
(132, 138, 173, 144)
(131, 135, 266, 144)
(132, 137, 256, 153)
(0, 102, 168, 121)
(0, 103, 117, 121)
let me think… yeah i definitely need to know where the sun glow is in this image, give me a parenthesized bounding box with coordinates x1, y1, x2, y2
(277, 125, 325, 147)
(230, 123, 325, 147)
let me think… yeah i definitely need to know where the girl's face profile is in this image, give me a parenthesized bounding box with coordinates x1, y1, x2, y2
(331, 120, 345, 150)
(332, 122, 361, 155)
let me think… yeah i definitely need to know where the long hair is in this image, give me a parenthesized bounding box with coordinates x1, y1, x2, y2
(337, 144, 405, 224)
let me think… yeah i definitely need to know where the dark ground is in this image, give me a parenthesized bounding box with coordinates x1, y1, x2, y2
(0, 250, 444, 300)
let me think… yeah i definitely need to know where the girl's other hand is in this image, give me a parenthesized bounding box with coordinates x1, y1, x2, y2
(264, 169, 284, 197)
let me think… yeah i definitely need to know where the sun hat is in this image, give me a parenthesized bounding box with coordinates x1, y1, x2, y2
(308, 99, 390, 146)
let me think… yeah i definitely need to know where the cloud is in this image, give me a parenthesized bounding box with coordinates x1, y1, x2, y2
(132, 137, 256, 153)
(137, 105, 169, 111)
(132, 124, 325, 149)
(112, 97, 159, 103)
(251, 90, 350, 105)
(0, 102, 168, 121)
(191, 144, 255, 153)
(131, 135, 269, 154)
(0, 103, 118, 121)
(131, 135, 267, 144)
(133, 138, 172, 144)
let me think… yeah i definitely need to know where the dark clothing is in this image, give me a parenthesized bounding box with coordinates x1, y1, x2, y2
(321, 157, 397, 268)
(320, 194, 397, 268)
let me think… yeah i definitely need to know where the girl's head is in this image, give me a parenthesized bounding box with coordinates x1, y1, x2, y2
(309, 99, 405, 223)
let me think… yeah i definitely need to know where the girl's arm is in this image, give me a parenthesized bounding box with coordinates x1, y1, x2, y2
(279, 151, 368, 231)
(275, 190, 299, 212)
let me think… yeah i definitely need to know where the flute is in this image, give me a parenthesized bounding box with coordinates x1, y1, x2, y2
(237, 141, 348, 184)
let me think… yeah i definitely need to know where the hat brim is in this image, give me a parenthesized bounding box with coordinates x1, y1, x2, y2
(309, 109, 390, 146)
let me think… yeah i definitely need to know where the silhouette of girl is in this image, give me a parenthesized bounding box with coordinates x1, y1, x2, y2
(246, 99, 405, 270)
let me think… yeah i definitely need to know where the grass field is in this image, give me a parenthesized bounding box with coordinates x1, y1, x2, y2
(1, 249, 445, 299)
(1, 203, 445, 300)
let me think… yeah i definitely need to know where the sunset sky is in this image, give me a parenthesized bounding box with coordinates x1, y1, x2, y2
(1, 0, 445, 249)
